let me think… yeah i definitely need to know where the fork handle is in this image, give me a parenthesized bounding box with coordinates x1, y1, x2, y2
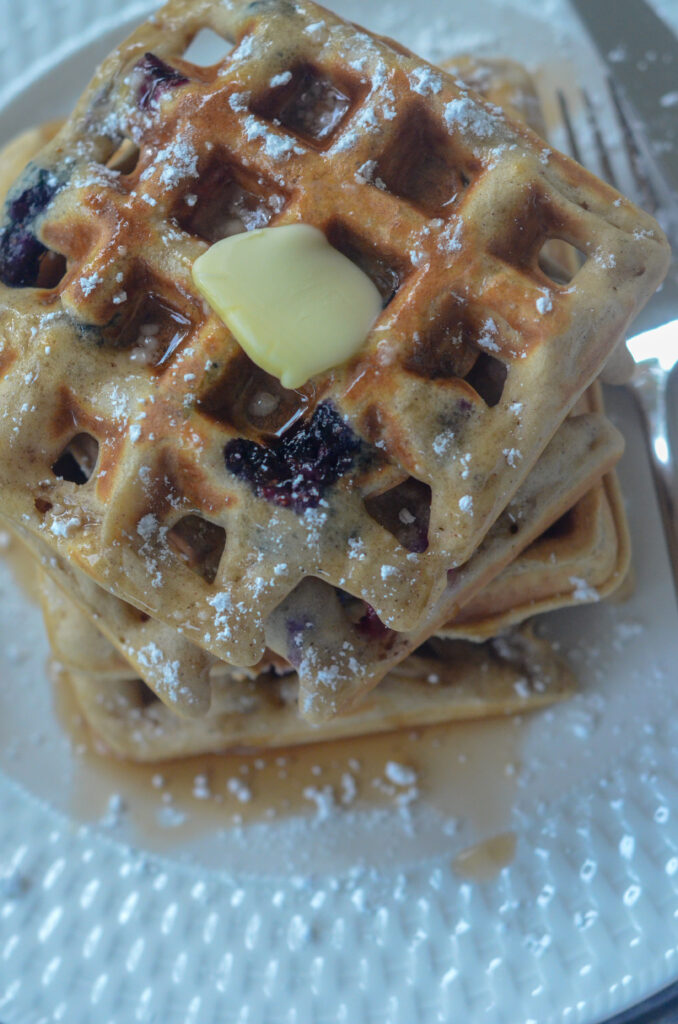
(630, 366, 678, 592)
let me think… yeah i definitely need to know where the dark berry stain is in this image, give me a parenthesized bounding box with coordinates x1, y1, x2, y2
(284, 617, 313, 667)
(136, 53, 189, 110)
(356, 604, 391, 639)
(0, 167, 62, 287)
(224, 402, 361, 512)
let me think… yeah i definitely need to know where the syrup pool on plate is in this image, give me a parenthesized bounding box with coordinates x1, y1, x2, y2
(1, 529, 527, 879)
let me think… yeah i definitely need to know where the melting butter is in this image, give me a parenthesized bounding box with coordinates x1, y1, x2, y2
(192, 224, 382, 388)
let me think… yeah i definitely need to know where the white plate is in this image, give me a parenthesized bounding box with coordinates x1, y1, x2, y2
(1, 2, 678, 1022)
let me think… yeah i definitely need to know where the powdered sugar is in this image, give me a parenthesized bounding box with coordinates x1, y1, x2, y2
(136, 643, 184, 701)
(79, 272, 101, 296)
(433, 430, 455, 456)
(227, 778, 253, 803)
(503, 447, 522, 468)
(153, 136, 198, 189)
(444, 96, 495, 138)
(409, 66, 443, 96)
(354, 159, 379, 185)
(269, 70, 293, 88)
(478, 317, 500, 351)
(244, 115, 305, 159)
(570, 577, 600, 602)
(208, 591, 234, 641)
(384, 761, 418, 787)
(304, 20, 325, 36)
(49, 515, 82, 539)
(438, 218, 463, 254)
(228, 91, 250, 112)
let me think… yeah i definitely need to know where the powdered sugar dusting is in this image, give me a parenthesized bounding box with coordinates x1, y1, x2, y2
(444, 95, 495, 138)
(244, 115, 305, 159)
(570, 577, 600, 603)
(140, 134, 198, 190)
(409, 66, 443, 96)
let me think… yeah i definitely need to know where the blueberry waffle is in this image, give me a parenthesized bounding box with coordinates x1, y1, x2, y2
(0, 0, 667, 686)
(19, 403, 619, 719)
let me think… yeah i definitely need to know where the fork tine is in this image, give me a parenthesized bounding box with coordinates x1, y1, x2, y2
(605, 74, 662, 214)
(556, 90, 583, 164)
(581, 88, 619, 190)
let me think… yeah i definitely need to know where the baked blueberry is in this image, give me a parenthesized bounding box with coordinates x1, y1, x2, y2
(0, 167, 62, 288)
(225, 401, 361, 512)
(135, 53, 189, 110)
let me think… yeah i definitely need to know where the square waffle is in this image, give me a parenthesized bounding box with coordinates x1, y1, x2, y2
(21, 402, 621, 720)
(39, 570, 573, 762)
(0, 0, 668, 685)
(0, 52, 629, 725)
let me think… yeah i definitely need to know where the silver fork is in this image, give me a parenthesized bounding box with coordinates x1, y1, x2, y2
(555, 78, 678, 590)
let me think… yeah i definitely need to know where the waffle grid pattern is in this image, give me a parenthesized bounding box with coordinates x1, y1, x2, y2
(0, 0, 667, 700)
(0, 96, 630, 723)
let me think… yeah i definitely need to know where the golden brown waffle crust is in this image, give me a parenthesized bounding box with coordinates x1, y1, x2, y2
(0, 0, 668, 685)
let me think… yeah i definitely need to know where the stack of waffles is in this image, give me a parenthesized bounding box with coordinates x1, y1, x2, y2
(0, 0, 668, 761)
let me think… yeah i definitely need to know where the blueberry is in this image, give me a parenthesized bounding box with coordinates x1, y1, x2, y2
(135, 53, 189, 110)
(0, 167, 62, 287)
(224, 401, 361, 512)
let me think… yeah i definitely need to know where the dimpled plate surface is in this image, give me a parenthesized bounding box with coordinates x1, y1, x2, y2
(1, 3, 678, 1023)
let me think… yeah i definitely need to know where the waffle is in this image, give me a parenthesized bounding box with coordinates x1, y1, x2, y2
(268, 410, 624, 718)
(24, 405, 620, 721)
(0, 56, 628, 727)
(441, 438, 630, 639)
(0, 67, 627, 724)
(441, 55, 547, 133)
(39, 570, 573, 761)
(12, 519, 291, 715)
(441, 54, 636, 387)
(0, 0, 668, 685)
(433, 58, 631, 641)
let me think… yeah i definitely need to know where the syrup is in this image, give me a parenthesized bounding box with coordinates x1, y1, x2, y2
(4, 536, 523, 879)
(452, 832, 518, 881)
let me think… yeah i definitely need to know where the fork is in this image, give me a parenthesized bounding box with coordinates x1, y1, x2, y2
(554, 78, 678, 591)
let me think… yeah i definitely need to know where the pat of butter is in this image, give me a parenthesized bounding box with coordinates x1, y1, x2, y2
(192, 224, 382, 389)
